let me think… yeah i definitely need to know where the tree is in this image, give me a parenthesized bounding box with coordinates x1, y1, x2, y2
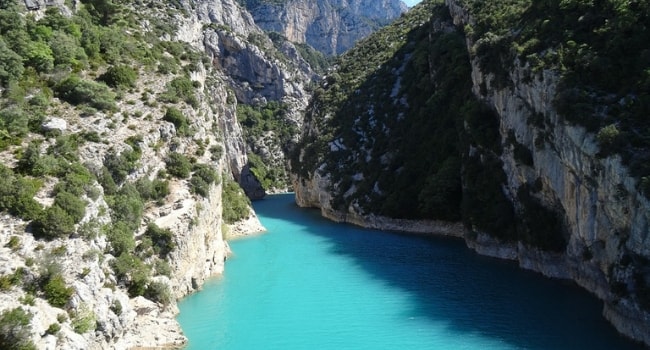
(33, 205, 75, 239)
(0, 38, 23, 86)
(98, 65, 137, 88)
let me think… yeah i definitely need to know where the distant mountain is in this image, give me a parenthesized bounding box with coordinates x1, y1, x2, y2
(240, 0, 408, 55)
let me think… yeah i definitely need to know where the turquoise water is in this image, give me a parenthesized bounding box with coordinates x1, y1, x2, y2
(177, 194, 644, 350)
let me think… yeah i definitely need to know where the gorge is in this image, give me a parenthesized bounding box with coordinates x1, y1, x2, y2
(0, 0, 649, 349)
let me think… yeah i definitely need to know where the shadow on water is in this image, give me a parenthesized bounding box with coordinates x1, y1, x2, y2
(253, 194, 645, 350)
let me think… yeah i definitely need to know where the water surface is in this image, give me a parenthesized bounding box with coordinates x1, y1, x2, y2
(178, 193, 644, 349)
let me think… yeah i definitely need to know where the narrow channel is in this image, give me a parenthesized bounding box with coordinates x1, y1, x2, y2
(177, 193, 644, 349)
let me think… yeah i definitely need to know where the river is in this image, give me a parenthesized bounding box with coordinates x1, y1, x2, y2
(177, 193, 644, 349)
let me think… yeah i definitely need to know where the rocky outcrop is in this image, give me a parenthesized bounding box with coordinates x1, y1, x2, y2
(245, 0, 407, 55)
(445, 0, 650, 344)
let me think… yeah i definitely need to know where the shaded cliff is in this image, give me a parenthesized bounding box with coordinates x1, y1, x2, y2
(240, 0, 408, 55)
(291, 0, 650, 345)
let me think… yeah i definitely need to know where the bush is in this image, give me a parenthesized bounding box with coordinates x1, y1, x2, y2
(143, 223, 175, 258)
(105, 221, 135, 256)
(5, 236, 20, 251)
(160, 76, 197, 107)
(107, 185, 144, 230)
(0, 38, 24, 87)
(144, 281, 172, 307)
(53, 191, 86, 223)
(70, 304, 96, 334)
(0, 166, 43, 221)
(190, 164, 220, 197)
(111, 253, 150, 297)
(103, 149, 141, 184)
(43, 274, 74, 308)
(162, 107, 189, 135)
(0, 307, 36, 350)
(45, 323, 60, 335)
(222, 178, 251, 223)
(165, 153, 191, 179)
(135, 177, 169, 202)
(98, 65, 137, 88)
(33, 205, 75, 239)
(55, 75, 116, 111)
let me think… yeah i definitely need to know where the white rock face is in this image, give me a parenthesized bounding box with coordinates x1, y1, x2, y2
(445, 0, 650, 344)
(246, 0, 407, 55)
(41, 117, 67, 132)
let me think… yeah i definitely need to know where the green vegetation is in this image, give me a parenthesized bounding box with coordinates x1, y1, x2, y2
(460, 0, 650, 188)
(43, 274, 74, 308)
(0, 307, 36, 350)
(237, 101, 297, 190)
(55, 75, 116, 111)
(222, 177, 251, 223)
(98, 65, 137, 88)
(189, 163, 220, 197)
(69, 304, 96, 334)
(163, 107, 190, 135)
(165, 152, 192, 179)
(292, 0, 569, 250)
(143, 223, 175, 259)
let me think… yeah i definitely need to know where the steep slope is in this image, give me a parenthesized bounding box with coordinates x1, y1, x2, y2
(291, 0, 650, 345)
(240, 0, 408, 55)
(0, 0, 313, 348)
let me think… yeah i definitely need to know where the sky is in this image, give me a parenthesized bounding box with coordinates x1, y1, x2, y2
(403, 0, 422, 7)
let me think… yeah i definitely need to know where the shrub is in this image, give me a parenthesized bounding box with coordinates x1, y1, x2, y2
(0, 165, 44, 219)
(43, 274, 74, 308)
(160, 76, 197, 107)
(45, 323, 60, 335)
(154, 259, 172, 277)
(222, 178, 251, 223)
(162, 107, 189, 135)
(70, 304, 96, 334)
(105, 221, 135, 256)
(144, 280, 172, 307)
(55, 75, 116, 111)
(111, 253, 150, 297)
(0, 38, 24, 87)
(135, 177, 169, 202)
(5, 236, 20, 251)
(33, 205, 75, 239)
(103, 149, 140, 184)
(53, 191, 86, 223)
(190, 163, 220, 197)
(98, 65, 137, 88)
(110, 300, 122, 316)
(143, 223, 175, 258)
(165, 153, 191, 179)
(0, 307, 36, 350)
(107, 185, 144, 231)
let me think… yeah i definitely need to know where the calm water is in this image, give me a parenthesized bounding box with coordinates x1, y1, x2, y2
(177, 194, 644, 350)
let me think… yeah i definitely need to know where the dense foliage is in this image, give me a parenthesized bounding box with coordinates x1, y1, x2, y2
(461, 0, 650, 188)
(237, 101, 296, 190)
(293, 0, 570, 250)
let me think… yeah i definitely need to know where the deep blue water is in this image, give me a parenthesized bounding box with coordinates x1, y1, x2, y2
(177, 193, 645, 349)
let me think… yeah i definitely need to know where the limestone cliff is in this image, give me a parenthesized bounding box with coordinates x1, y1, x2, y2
(291, 0, 650, 345)
(242, 0, 407, 55)
(0, 0, 314, 348)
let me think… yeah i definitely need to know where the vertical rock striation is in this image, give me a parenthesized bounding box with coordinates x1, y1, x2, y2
(244, 0, 407, 55)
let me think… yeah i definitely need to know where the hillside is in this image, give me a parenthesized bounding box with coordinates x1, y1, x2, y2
(291, 0, 650, 345)
(0, 0, 317, 348)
